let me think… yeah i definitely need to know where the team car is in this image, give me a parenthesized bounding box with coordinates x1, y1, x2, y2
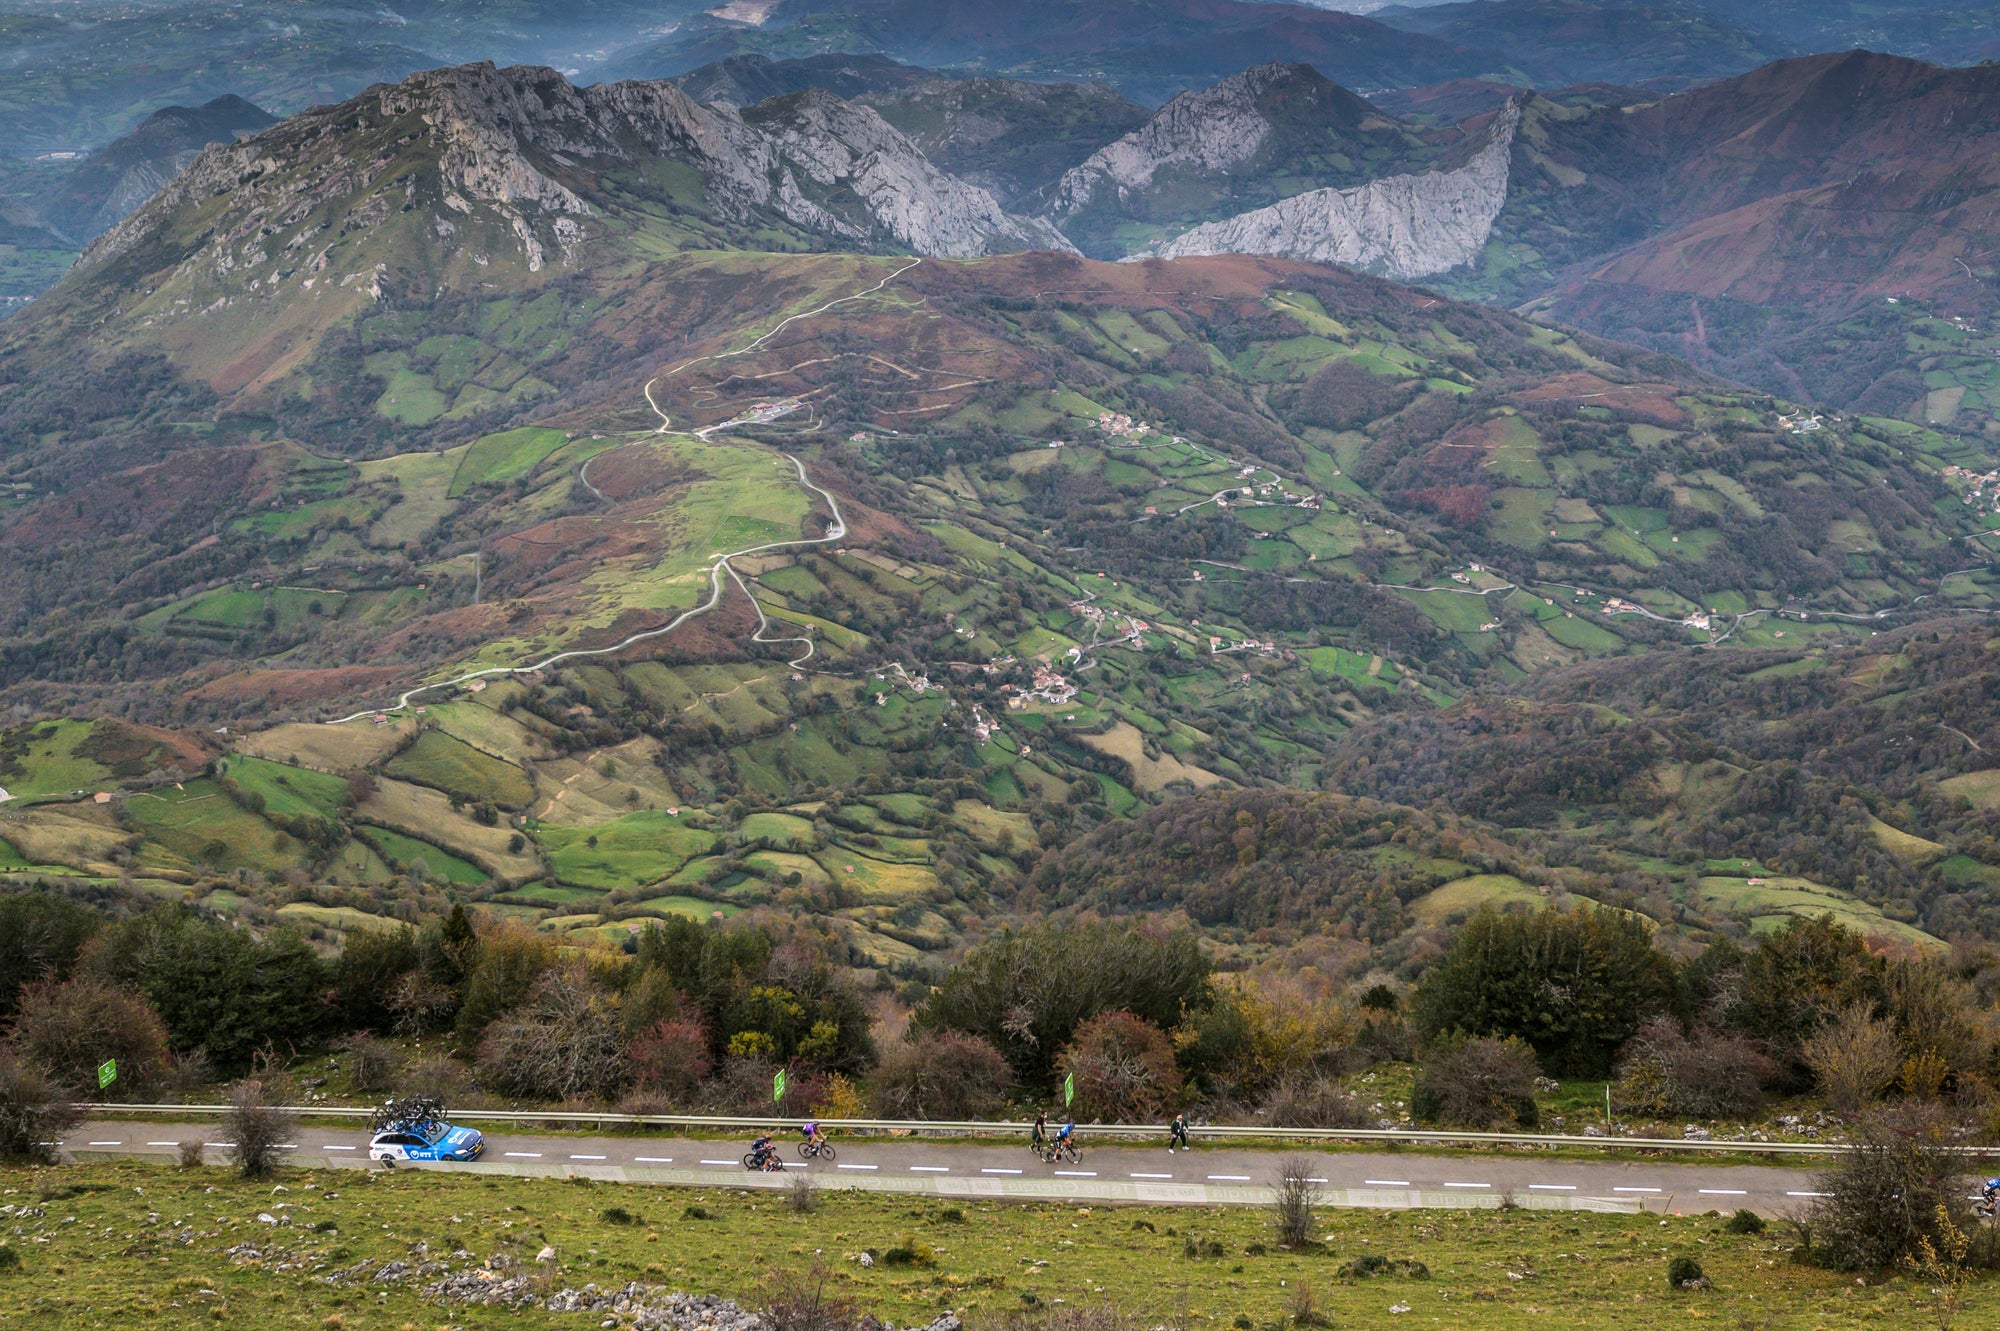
(367, 1095, 484, 1166)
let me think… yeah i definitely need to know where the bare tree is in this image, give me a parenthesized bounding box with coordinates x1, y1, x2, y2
(1271, 1154, 1326, 1248)
(224, 1078, 297, 1179)
(1802, 1002, 1902, 1113)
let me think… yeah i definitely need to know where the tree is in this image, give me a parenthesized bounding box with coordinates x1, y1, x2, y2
(453, 920, 560, 1054)
(87, 907, 328, 1070)
(1728, 914, 1883, 1063)
(8, 974, 170, 1099)
(1801, 1001, 1903, 1113)
(1412, 906, 1674, 1078)
(332, 927, 420, 1033)
(869, 1030, 1014, 1121)
(916, 921, 1211, 1085)
(1411, 1035, 1541, 1129)
(0, 889, 99, 1020)
(1059, 1010, 1182, 1122)
(475, 968, 629, 1102)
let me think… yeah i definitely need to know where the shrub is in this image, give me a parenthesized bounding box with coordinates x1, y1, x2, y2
(869, 1030, 1014, 1120)
(600, 1206, 638, 1225)
(1337, 1255, 1429, 1279)
(337, 1032, 403, 1094)
(1058, 1010, 1181, 1121)
(787, 1168, 817, 1215)
(1800, 1103, 1967, 1271)
(1724, 1209, 1766, 1236)
(0, 1052, 80, 1162)
(0, 889, 99, 1020)
(1270, 1155, 1324, 1247)
(761, 1260, 861, 1331)
(1801, 1002, 1902, 1113)
(7, 974, 171, 1099)
(1411, 1035, 1541, 1129)
(224, 1078, 297, 1179)
(1612, 1018, 1774, 1120)
(880, 1237, 937, 1268)
(0, 1244, 18, 1273)
(1666, 1256, 1706, 1290)
(1256, 1074, 1372, 1129)
(624, 1014, 714, 1102)
(176, 1140, 206, 1169)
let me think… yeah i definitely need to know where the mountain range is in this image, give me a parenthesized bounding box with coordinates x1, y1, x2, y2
(5, 39, 2000, 962)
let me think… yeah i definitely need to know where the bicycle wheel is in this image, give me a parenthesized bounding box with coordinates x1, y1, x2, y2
(796, 1142, 814, 1161)
(817, 1142, 836, 1161)
(1063, 1144, 1082, 1164)
(743, 1152, 760, 1170)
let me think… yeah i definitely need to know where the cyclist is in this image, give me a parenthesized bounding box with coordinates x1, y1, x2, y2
(801, 1120, 824, 1152)
(1031, 1109, 1049, 1154)
(750, 1133, 777, 1170)
(1168, 1112, 1190, 1153)
(1055, 1118, 1076, 1157)
(1981, 1176, 2000, 1217)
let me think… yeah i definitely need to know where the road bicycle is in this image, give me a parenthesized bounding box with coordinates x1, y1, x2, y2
(743, 1150, 786, 1171)
(798, 1137, 837, 1162)
(1034, 1139, 1082, 1165)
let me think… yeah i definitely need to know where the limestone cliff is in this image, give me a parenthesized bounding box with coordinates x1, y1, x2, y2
(1147, 101, 1520, 280)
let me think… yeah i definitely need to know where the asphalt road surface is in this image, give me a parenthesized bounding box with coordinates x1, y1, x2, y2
(62, 1120, 1837, 1216)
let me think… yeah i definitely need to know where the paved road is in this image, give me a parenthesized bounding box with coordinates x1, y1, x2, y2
(63, 1121, 1833, 1216)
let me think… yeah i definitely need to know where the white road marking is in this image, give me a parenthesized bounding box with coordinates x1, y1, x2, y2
(570, 1154, 607, 1161)
(1699, 1189, 1747, 1196)
(910, 1165, 949, 1173)
(1443, 1182, 1489, 1189)
(1306, 1178, 1330, 1184)
(1787, 1191, 1831, 1198)
(1131, 1173, 1174, 1180)
(699, 1159, 737, 1166)
(1054, 1170, 1096, 1177)
(505, 1152, 543, 1159)
(782, 1162, 808, 1169)
(836, 1164, 877, 1171)
(1613, 1187, 1660, 1193)
(1366, 1179, 1412, 1187)
(147, 1141, 180, 1147)
(206, 1142, 236, 1148)
(1208, 1174, 1252, 1182)
(88, 1141, 122, 1146)
(634, 1156, 673, 1163)
(982, 1168, 1024, 1175)
(1528, 1184, 1575, 1191)
(322, 1145, 357, 1152)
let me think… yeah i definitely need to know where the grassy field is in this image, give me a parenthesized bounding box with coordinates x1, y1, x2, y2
(450, 426, 572, 495)
(354, 824, 488, 886)
(0, 718, 113, 799)
(539, 811, 718, 890)
(0, 1159, 1974, 1331)
(121, 780, 302, 876)
(218, 755, 350, 820)
(384, 730, 535, 808)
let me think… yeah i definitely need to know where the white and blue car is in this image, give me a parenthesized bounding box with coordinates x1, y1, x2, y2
(368, 1116, 485, 1165)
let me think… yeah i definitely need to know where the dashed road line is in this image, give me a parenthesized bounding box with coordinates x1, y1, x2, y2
(634, 1156, 673, 1164)
(88, 1140, 122, 1146)
(1365, 1179, 1412, 1187)
(836, 1164, 877, 1171)
(699, 1159, 737, 1166)
(1613, 1187, 1660, 1194)
(982, 1168, 1023, 1175)
(1208, 1174, 1251, 1182)
(1529, 1184, 1575, 1191)
(570, 1154, 607, 1161)
(147, 1141, 180, 1147)
(910, 1165, 949, 1173)
(1787, 1191, 1831, 1198)
(1443, 1182, 1490, 1189)
(1131, 1173, 1174, 1180)
(1054, 1170, 1096, 1178)
(506, 1152, 543, 1159)
(1699, 1189, 1747, 1196)
(322, 1145, 356, 1152)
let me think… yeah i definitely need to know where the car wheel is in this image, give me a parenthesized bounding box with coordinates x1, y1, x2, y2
(379, 1154, 396, 1169)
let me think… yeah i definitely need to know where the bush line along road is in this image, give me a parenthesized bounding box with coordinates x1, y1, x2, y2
(59, 1117, 1858, 1215)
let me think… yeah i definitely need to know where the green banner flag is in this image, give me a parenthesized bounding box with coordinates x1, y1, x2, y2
(97, 1059, 117, 1090)
(774, 1069, 787, 1103)
(1063, 1072, 1074, 1107)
